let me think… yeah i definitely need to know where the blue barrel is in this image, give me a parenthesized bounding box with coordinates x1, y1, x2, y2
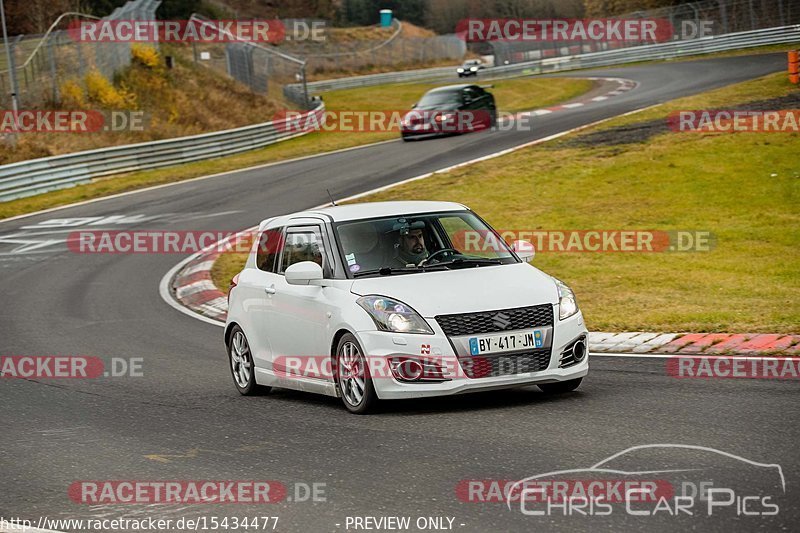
(380, 9, 393, 27)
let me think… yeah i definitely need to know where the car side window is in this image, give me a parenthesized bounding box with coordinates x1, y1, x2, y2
(256, 227, 283, 272)
(279, 227, 325, 273)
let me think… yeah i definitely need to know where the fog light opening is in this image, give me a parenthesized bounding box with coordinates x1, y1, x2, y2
(573, 339, 587, 362)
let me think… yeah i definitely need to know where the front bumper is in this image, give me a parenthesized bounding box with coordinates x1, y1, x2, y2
(401, 123, 456, 140)
(356, 312, 588, 400)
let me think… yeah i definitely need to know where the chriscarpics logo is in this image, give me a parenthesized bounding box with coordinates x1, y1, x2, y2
(502, 444, 785, 518)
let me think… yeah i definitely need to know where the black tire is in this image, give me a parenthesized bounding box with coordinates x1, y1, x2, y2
(335, 333, 378, 414)
(227, 325, 270, 396)
(538, 378, 582, 395)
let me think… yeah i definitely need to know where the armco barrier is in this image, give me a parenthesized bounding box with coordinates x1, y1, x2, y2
(285, 25, 800, 96)
(0, 103, 324, 202)
(2, 25, 798, 203)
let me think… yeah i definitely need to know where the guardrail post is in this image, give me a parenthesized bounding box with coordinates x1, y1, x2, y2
(48, 37, 59, 104)
(301, 61, 309, 109)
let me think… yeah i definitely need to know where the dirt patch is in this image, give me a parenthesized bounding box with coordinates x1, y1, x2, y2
(562, 92, 800, 148)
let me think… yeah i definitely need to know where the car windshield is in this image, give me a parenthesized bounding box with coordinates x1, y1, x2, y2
(335, 211, 518, 278)
(417, 91, 461, 106)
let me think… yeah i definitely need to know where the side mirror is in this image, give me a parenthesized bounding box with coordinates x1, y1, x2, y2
(411, 103, 417, 109)
(285, 261, 324, 285)
(512, 240, 535, 262)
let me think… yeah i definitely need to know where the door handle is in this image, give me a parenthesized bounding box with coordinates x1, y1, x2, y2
(264, 285, 276, 295)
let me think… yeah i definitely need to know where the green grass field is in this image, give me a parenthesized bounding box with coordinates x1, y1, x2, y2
(212, 73, 799, 334)
(343, 72, 799, 333)
(0, 76, 591, 220)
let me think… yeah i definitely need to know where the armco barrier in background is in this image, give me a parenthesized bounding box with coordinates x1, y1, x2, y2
(284, 25, 800, 98)
(1, 25, 797, 203)
(0, 102, 324, 202)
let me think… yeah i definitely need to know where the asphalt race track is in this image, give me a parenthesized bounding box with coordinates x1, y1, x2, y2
(1, 54, 797, 532)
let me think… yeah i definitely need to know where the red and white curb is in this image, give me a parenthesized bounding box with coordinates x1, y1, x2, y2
(590, 332, 800, 356)
(516, 77, 637, 118)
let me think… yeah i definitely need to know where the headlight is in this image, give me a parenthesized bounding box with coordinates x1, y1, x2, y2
(357, 296, 433, 334)
(470, 66, 478, 71)
(457, 68, 464, 72)
(553, 278, 579, 320)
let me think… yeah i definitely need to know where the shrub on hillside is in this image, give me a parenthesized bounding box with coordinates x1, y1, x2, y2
(131, 44, 162, 69)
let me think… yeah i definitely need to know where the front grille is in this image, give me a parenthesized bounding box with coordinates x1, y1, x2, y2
(458, 348, 551, 378)
(435, 304, 553, 337)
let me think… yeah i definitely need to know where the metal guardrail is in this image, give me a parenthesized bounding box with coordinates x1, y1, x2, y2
(1, 25, 797, 203)
(0, 103, 324, 202)
(286, 25, 800, 95)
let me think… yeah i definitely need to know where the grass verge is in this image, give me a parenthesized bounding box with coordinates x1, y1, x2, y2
(342, 72, 799, 333)
(0, 77, 591, 220)
(211, 72, 799, 336)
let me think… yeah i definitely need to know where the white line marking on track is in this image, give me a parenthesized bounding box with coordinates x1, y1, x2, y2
(0, 139, 400, 226)
(592, 353, 800, 360)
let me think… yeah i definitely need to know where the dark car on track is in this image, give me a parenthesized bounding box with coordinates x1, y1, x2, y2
(400, 84, 497, 141)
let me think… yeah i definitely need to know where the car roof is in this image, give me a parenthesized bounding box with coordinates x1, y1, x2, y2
(263, 201, 469, 225)
(426, 84, 474, 93)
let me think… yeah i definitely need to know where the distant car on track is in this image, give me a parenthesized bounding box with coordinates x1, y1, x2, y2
(225, 201, 588, 414)
(400, 84, 497, 141)
(457, 59, 485, 77)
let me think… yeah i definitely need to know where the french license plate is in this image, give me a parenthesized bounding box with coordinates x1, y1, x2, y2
(469, 330, 543, 356)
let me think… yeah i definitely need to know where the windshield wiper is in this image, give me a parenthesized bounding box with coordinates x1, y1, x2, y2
(352, 265, 448, 277)
(434, 257, 503, 268)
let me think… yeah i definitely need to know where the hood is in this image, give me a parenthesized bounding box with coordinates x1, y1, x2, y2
(349, 262, 558, 317)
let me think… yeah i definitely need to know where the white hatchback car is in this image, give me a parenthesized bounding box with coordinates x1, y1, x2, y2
(226, 201, 588, 413)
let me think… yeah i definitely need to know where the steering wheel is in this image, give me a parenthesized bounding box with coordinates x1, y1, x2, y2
(419, 248, 459, 266)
